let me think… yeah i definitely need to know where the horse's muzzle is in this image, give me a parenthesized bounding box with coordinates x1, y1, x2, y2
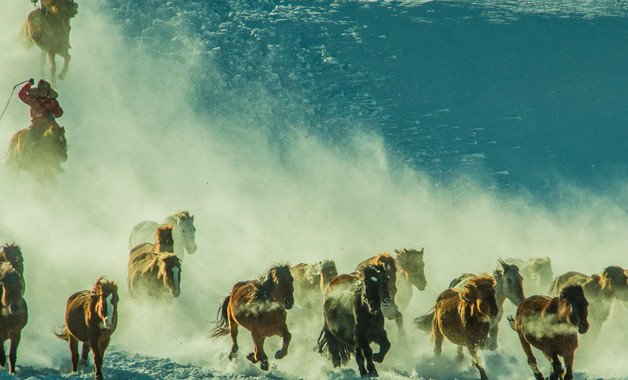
(284, 299, 294, 310)
(578, 322, 589, 334)
(382, 297, 391, 307)
(171, 289, 181, 298)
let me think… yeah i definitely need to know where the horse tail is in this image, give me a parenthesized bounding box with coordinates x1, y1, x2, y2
(507, 315, 516, 331)
(414, 308, 435, 332)
(53, 326, 69, 341)
(6, 129, 29, 167)
(315, 327, 351, 367)
(210, 295, 231, 338)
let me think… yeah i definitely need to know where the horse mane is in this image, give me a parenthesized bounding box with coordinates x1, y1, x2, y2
(92, 276, 118, 295)
(155, 225, 174, 252)
(600, 266, 627, 288)
(459, 274, 496, 324)
(166, 210, 193, 225)
(304, 259, 335, 283)
(1, 243, 21, 252)
(253, 264, 290, 302)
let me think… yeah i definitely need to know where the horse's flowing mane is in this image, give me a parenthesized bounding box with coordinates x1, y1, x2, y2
(92, 276, 117, 295)
(1, 243, 21, 251)
(253, 264, 290, 302)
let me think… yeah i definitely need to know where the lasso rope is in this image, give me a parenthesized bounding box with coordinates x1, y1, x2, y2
(0, 80, 30, 124)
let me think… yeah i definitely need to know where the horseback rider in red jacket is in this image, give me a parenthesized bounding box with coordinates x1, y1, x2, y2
(18, 78, 63, 132)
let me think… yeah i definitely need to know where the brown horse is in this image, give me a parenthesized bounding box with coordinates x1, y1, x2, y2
(20, 0, 78, 85)
(316, 264, 391, 377)
(55, 277, 118, 380)
(431, 274, 498, 380)
(127, 225, 181, 300)
(509, 285, 589, 380)
(394, 248, 427, 313)
(291, 259, 338, 310)
(0, 263, 28, 374)
(211, 264, 294, 371)
(0, 244, 24, 276)
(550, 266, 628, 339)
(6, 124, 68, 186)
(356, 253, 404, 336)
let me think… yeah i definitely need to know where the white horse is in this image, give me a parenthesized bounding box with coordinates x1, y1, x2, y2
(129, 211, 197, 258)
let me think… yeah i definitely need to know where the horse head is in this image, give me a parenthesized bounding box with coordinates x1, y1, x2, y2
(0, 264, 24, 316)
(154, 254, 181, 298)
(155, 225, 175, 253)
(526, 257, 554, 288)
(599, 266, 628, 301)
(376, 254, 397, 298)
(559, 285, 589, 334)
(0, 243, 24, 275)
(176, 212, 197, 254)
(92, 277, 118, 330)
(268, 265, 294, 310)
(395, 248, 427, 291)
(496, 259, 525, 305)
(49, 0, 78, 20)
(360, 265, 386, 315)
(463, 274, 498, 319)
(318, 259, 338, 293)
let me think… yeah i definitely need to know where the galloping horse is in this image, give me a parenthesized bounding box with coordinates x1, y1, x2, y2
(449, 260, 525, 350)
(55, 277, 118, 380)
(211, 264, 294, 371)
(430, 274, 498, 380)
(509, 285, 589, 380)
(394, 248, 427, 313)
(550, 266, 628, 339)
(127, 225, 181, 300)
(505, 257, 553, 296)
(129, 211, 197, 258)
(291, 259, 338, 310)
(0, 263, 27, 375)
(20, 0, 78, 85)
(316, 264, 391, 378)
(356, 253, 404, 336)
(6, 124, 68, 186)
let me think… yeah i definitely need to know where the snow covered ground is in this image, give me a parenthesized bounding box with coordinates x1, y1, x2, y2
(0, 0, 628, 379)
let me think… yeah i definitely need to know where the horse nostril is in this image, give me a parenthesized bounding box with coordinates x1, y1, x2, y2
(285, 300, 293, 310)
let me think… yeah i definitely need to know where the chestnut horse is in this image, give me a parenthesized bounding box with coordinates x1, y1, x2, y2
(509, 285, 589, 380)
(55, 277, 118, 380)
(291, 259, 338, 310)
(449, 259, 525, 350)
(550, 266, 628, 339)
(0, 263, 27, 374)
(127, 225, 181, 300)
(316, 264, 391, 377)
(211, 264, 294, 371)
(431, 274, 498, 380)
(356, 253, 404, 336)
(6, 124, 68, 186)
(394, 248, 427, 313)
(20, 0, 78, 85)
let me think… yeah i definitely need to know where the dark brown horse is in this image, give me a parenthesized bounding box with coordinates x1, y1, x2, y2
(356, 253, 404, 336)
(0, 263, 27, 374)
(431, 274, 498, 380)
(6, 124, 68, 186)
(394, 248, 427, 313)
(550, 266, 628, 339)
(0, 244, 24, 276)
(55, 277, 118, 380)
(316, 264, 391, 378)
(20, 0, 78, 85)
(509, 285, 589, 380)
(211, 264, 294, 371)
(127, 225, 181, 300)
(291, 259, 338, 310)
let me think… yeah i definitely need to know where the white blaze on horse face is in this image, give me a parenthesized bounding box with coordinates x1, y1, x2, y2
(172, 267, 180, 292)
(104, 294, 114, 329)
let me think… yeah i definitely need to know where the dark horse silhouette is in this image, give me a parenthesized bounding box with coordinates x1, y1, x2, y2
(0, 263, 27, 375)
(316, 264, 391, 378)
(6, 124, 68, 186)
(20, 0, 78, 86)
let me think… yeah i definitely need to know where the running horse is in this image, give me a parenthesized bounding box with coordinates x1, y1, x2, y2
(55, 277, 118, 380)
(20, 0, 78, 85)
(211, 264, 294, 371)
(430, 274, 498, 380)
(509, 285, 589, 380)
(128, 211, 197, 258)
(316, 264, 391, 377)
(0, 263, 28, 375)
(6, 124, 67, 186)
(127, 225, 181, 300)
(291, 259, 338, 310)
(394, 248, 427, 314)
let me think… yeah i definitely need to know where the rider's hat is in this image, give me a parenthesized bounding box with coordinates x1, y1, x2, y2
(30, 79, 58, 99)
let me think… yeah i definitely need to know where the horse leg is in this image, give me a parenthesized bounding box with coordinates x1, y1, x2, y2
(518, 335, 543, 380)
(394, 310, 405, 338)
(563, 352, 574, 380)
(0, 338, 6, 367)
(545, 352, 563, 380)
(69, 336, 79, 372)
(456, 345, 464, 362)
(486, 307, 503, 351)
(39, 50, 47, 79)
(371, 329, 390, 363)
(89, 337, 105, 380)
(58, 51, 71, 80)
(247, 332, 268, 371)
(8, 333, 21, 374)
(48, 51, 57, 87)
(433, 326, 444, 357)
(228, 317, 239, 360)
(354, 346, 369, 377)
(468, 346, 489, 380)
(81, 342, 90, 361)
(274, 324, 291, 360)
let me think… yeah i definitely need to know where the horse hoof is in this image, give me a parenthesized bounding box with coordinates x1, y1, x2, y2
(368, 370, 379, 378)
(246, 352, 257, 363)
(260, 360, 269, 371)
(275, 350, 287, 360)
